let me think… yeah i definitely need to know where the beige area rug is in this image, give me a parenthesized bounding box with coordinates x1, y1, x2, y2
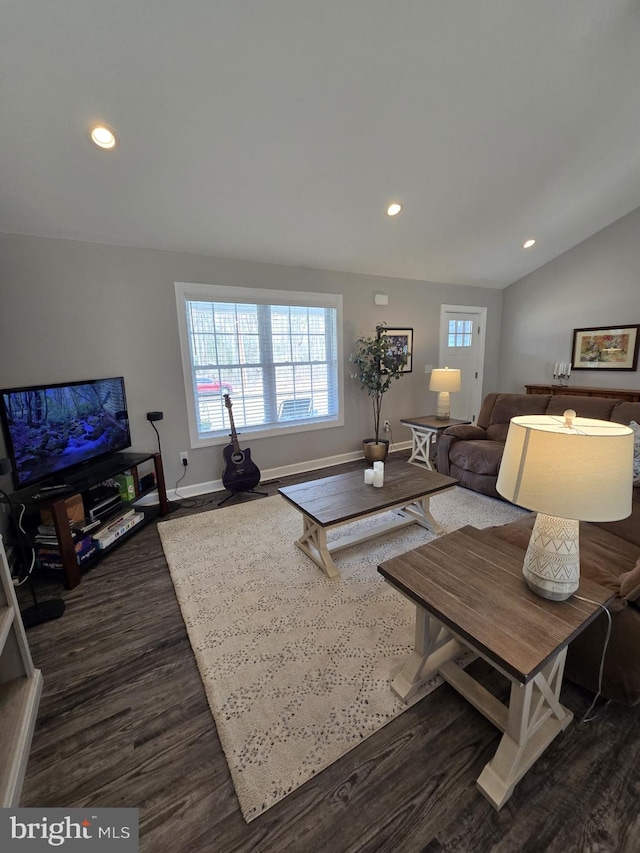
(158, 487, 527, 821)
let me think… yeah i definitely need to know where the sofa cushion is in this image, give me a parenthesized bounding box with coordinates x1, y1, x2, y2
(546, 395, 618, 419)
(486, 423, 509, 442)
(443, 424, 487, 441)
(620, 557, 640, 603)
(449, 439, 505, 476)
(611, 401, 640, 425)
(487, 393, 550, 427)
(578, 518, 640, 583)
(591, 486, 640, 548)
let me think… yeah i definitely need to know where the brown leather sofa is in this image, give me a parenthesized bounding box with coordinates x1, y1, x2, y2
(437, 392, 640, 498)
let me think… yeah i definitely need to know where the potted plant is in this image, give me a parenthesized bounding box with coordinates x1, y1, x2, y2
(350, 323, 409, 462)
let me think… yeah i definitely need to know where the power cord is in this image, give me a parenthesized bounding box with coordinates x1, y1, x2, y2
(0, 488, 65, 627)
(172, 460, 212, 509)
(572, 593, 613, 723)
(12, 500, 36, 585)
(0, 488, 35, 585)
(386, 427, 413, 461)
(172, 460, 192, 506)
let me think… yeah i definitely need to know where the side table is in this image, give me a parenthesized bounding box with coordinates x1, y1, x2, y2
(378, 525, 612, 810)
(400, 415, 470, 470)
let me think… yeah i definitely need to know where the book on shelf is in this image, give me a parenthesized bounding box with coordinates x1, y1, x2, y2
(93, 507, 137, 538)
(37, 543, 98, 571)
(37, 521, 70, 535)
(94, 512, 144, 549)
(37, 516, 102, 540)
(76, 518, 102, 535)
(34, 510, 145, 564)
(34, 535, 61, 546)
(35, 524, 78, 545)
(35, 535, 98, 569)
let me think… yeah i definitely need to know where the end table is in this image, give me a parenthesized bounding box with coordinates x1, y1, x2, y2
(378, 526, 612, 810)
(400, 415, 470, 471)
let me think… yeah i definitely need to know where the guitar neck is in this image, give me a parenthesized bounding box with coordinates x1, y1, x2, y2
(226, 404, 241, 452)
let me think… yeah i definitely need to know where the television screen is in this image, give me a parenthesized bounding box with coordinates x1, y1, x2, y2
(0, 377, 131, 491)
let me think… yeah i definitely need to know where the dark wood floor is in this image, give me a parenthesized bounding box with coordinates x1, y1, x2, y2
(18, 455, 640, 852)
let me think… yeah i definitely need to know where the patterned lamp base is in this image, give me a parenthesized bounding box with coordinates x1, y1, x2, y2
(436, 391, 451, 421)
(522, 513, 579, 601)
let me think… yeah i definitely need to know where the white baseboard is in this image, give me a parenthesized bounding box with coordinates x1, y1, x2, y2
(136, 441, 412, 504)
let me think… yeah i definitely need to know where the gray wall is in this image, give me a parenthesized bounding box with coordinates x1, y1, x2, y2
(0, 233, 503, 491)
(499, 206, 640, 393)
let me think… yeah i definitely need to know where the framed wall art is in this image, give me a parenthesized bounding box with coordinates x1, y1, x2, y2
(381, 327, 413, 372)
(571, 324, 640, 371)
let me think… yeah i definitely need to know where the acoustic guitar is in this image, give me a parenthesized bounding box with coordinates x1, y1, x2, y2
(222, 394, 261, 493)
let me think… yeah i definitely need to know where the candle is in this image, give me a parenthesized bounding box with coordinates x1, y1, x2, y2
(554, 362, 558, 376)
(364, 468, 374, 485)
(567, 363, 571, 377)
(373, 469, 384, 487)
(373, 461, 384, 472)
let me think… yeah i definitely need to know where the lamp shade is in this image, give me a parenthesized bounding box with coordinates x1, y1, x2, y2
(429, 367, 461, 393)
(497, 413, 633, 522)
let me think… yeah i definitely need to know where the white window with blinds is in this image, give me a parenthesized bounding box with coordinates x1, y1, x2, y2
(175, 282, 343, 447)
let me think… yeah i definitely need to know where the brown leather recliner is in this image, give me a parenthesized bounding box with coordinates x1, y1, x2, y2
(437, 392, 640, 498)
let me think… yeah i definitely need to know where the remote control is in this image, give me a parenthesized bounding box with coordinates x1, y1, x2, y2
(32, 484, 74, 501)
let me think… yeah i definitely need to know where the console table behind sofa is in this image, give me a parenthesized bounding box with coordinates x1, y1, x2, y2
(526, 384, 640, 402)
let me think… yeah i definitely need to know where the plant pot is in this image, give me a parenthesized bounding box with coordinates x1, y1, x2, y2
(362, 439, 389, 463)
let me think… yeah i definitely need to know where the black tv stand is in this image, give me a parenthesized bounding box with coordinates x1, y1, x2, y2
(22, 451, 168, 589)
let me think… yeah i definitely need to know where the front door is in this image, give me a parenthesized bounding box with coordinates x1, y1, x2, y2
(439, 305, 486, 423)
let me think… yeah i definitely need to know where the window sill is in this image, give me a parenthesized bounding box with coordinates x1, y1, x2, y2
(192, 416, 344, 448)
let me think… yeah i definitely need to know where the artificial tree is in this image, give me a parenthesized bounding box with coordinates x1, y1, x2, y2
(350, 323, 408, 458)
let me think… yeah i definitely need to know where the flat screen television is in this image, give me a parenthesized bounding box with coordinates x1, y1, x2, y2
(0, 377, 131, 492)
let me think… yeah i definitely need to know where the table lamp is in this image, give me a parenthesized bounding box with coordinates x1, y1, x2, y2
(497, 410, 633, 600)
(429, 367, 461, 420)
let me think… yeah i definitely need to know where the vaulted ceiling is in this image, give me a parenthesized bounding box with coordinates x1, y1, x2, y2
(2, 1, 640, 287)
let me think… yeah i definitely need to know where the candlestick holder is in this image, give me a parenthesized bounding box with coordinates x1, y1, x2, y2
(552, 360, 571, 386)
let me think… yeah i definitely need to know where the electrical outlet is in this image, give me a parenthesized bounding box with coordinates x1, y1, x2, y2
(179, 451, 189, 466)
(383, 420, 390, 432)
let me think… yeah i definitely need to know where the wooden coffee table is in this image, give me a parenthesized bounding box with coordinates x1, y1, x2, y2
(278, 462, 457, 578)
(378, 526, 612, 810)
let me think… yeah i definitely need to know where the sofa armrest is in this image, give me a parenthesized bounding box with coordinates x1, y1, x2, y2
(443, 424, 488, 441)
(437, 424, 488, 474)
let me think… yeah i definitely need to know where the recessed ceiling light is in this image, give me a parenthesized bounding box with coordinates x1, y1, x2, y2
(387, 203, 402, 217)
(88, 125, 118, 150)
(523, 239, 536, 249)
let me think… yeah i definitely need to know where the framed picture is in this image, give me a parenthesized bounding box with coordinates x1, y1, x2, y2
(381, 327, 413, 372)
(571, 324, 640, 371)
